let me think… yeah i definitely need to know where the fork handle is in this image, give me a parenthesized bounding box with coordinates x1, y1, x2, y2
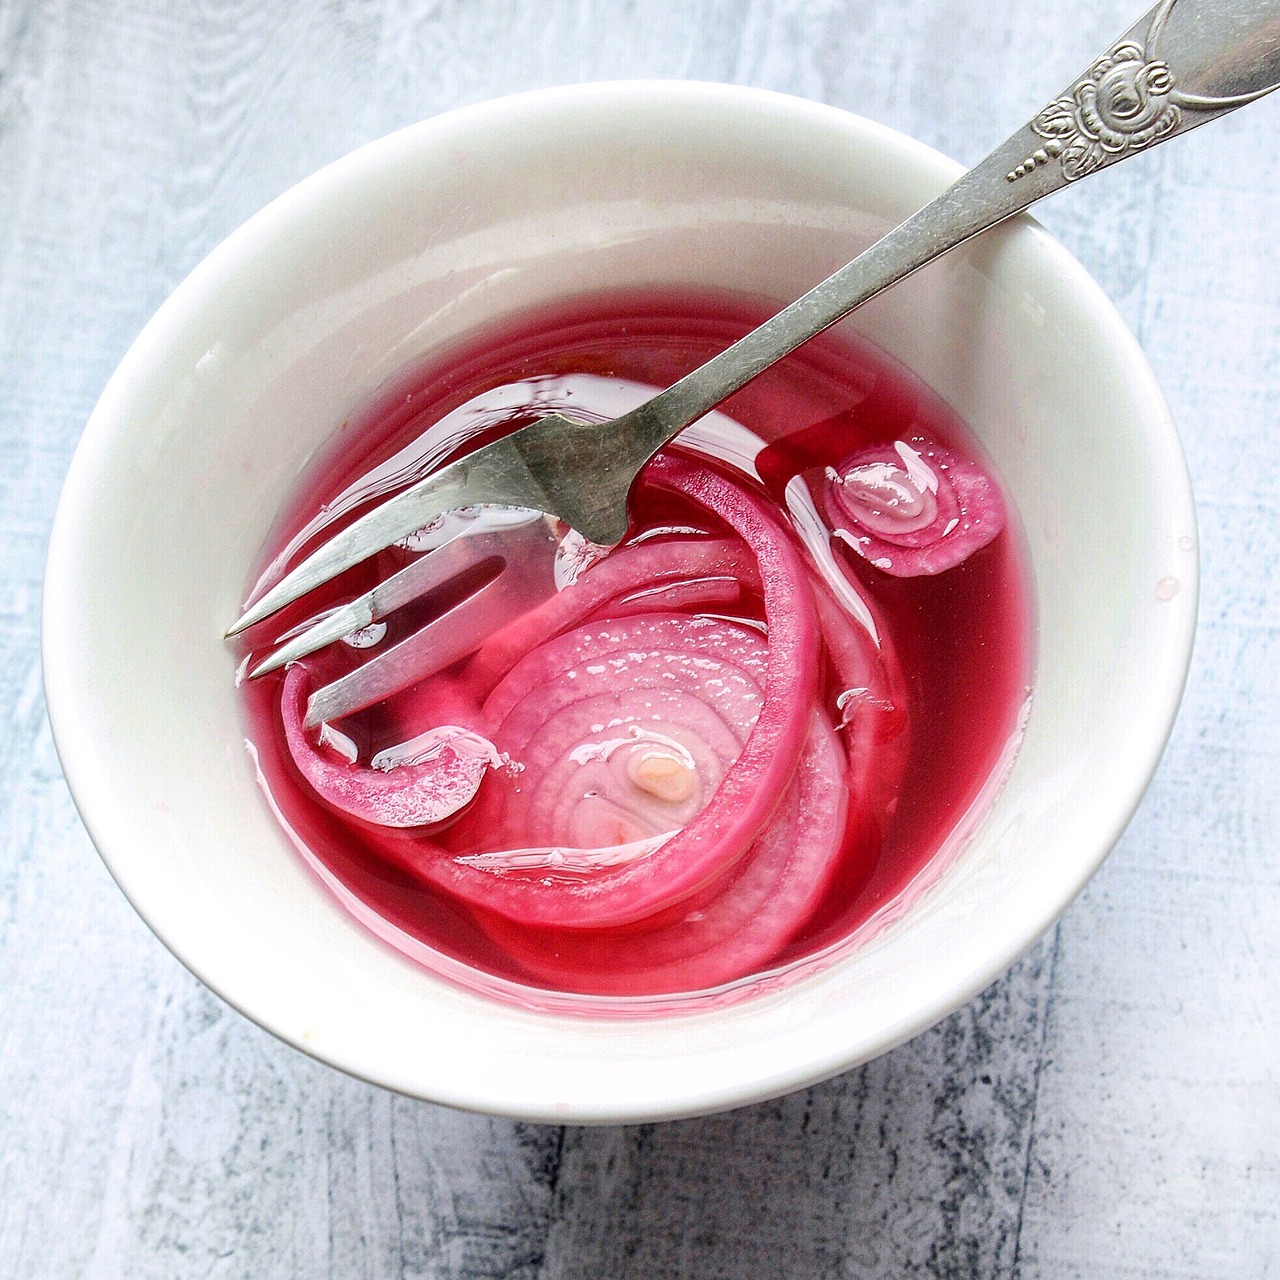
(612, 0, 1280, 465)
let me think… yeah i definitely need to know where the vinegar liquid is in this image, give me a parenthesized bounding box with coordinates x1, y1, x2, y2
(237, 290, 1034, 1012)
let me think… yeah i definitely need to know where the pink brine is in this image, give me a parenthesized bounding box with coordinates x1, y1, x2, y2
(236, 291, 1033, 1006)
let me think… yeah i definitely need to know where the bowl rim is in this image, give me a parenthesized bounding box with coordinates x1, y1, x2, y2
(42, 79, 1198, 1122)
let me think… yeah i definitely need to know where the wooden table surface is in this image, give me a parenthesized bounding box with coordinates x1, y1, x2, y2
(2, 1, 1277, 1276)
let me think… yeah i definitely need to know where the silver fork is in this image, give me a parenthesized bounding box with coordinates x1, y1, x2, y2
(230, 0, 1279, 679)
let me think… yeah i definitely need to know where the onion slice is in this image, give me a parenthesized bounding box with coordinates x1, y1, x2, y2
(397, 455, 822, 929)
(280, 665, 491, 829)
(465, 535, 757, 690)
(828, 437, 1005, 576)
(478, 615, 767, 854)
(480, 709, 848, 995)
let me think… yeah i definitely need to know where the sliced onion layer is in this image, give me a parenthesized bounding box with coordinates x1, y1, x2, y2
(408, 455, 822, 928)
(276, 452, 913, 976)
(828, 437, 1005, 576)
(477, 615, 767, 852)
(479, 709, 847, 995)
(280, 665, 491, 829)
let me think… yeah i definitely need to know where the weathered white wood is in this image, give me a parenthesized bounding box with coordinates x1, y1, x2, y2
(543, 943, 1057, 1279)
(1, 0, 1276, 1276)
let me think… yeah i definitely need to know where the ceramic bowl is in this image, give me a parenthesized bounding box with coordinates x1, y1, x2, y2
(43, 82, 1196, 1122)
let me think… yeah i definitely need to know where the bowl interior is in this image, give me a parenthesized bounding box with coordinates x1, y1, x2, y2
(43, 83, 1196, 1122)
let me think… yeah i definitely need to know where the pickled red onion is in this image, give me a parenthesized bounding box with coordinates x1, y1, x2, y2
(410, 454, 822, 928)
(828, 438, 1005, 576)
(280, 664, 490, 828)
(479, 709, 848, 995)
(279, 455, 872, 932)
(478, 615, 768, 854)
(466, 535, 757, 691)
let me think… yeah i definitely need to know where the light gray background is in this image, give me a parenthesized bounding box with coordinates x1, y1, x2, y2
(2, 1, 1277, 1276)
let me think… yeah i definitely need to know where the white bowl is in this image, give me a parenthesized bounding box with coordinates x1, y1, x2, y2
(43, 82, 1197, 1123)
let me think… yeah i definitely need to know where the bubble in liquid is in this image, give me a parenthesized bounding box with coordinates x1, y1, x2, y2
(344, 621, 387, 649)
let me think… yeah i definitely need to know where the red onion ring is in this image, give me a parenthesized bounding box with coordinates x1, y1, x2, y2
(280, 455, 830, 931)
(828, 437, 1005, 576)
(478, 710, 847, 994)
(280, 664, 489, 829)
(411, 455, 822, 927)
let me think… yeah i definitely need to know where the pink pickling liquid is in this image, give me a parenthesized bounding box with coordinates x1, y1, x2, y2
(237, 290, 1034, 1013)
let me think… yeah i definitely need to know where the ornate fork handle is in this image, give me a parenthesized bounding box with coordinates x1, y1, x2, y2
(603, 0, 1280, 488)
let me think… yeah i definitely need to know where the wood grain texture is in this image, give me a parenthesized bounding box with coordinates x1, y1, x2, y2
(1, 1, 1276, 1276)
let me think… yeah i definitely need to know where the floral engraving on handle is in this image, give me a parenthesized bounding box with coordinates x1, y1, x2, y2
(1007, 40, 1180, 182)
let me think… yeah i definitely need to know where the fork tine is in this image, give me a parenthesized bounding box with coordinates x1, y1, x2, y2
(246, 525, 504, 678)
(304, 577, 506, 728)
(227, 438, 542, 637)
(303, 523, 561, 728)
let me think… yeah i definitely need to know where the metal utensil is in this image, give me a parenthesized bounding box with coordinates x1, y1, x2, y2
(230, 0, 1280, 658)
(256, 507, 567, 728)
